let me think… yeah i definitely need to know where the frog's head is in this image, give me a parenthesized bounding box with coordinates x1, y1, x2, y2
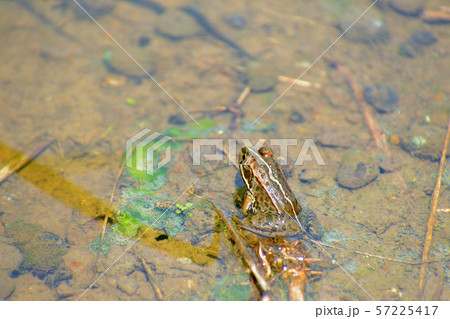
(239, 146, 275, 184)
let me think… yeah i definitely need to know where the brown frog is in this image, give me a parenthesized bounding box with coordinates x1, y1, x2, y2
(233, 146, 323, 239)
(233, 146, 304, 237)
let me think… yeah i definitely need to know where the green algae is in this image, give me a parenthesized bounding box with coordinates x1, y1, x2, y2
(242, 120, 275, 133)
(165, 117, 217, 139)
(113, 184, 193, 238)
(91, 118, 220, 254)
(125, 117, 218, 185)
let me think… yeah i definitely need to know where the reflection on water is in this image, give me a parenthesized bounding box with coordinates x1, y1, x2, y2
(0, 0, 449, 300)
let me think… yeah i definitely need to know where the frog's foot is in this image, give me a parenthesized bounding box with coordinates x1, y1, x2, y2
(300, 209, 324, 240)
(233, 186, 247, 209)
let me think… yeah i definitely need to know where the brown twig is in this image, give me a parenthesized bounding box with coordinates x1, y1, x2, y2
(422, 9, 450, 23)
(190, 86, 248, 131)
(235, 86, 251, 106)
(0, 135, 54, 184)
(327, 58, 407, 192)
(317, 241, 449, 265)
(190, 104, 244, 131)
(438, 6, 450, 13)
(259, 8, 324, 26)
(190, 105, 242, 117)
(194, 194, 271, 297)
(99, 140, 139, 244)
(284, 269, 308, 301)
(100, 153, 127, 243)
(349, 250, 449, 265)
(329, 60, 389, 154)
(419, 118, 450, 297)
(278, 75, 322, 89)
(140, 257, 164, 300)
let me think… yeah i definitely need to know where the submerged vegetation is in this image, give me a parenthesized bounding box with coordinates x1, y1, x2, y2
(90, 118, 219, 253)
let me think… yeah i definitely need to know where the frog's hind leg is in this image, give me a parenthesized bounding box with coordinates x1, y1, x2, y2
(298, 209, 324, 240)
(231, 215, 276, 238)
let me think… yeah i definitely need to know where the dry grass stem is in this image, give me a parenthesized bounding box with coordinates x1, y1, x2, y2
(0, 135, 54, 184)
(140, 257, 164, 300)
(235, 86, 251, 106)
(278, 75, 322, 89)
(422, 9, 450, 23)
(195, 194, 271, 297)
(327, 58, 407, 192)
(419, 117, 450, 296)
(317, 241, 449, 265)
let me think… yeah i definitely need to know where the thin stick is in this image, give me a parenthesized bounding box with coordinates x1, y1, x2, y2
(350, 250, 449, 265)
(140, 257, 164, 300)
(189, 103, 244, 131)
(56, 138, 65, 159)
(107, 159, 127, 206)
(327, 58, 407, 192)
(278, 75, 322, 89)
(0, 136, 54, 184)
(235, 86, 251, 106)
(100, 137, 147, 245)
(419, 118, 450, 296)
(214, 204, 270, 294)
(316, 241, 449, 265)
(422, 9, 450, 23)
(100, 155, 126, 243)
(18, 0, 78, 41)
(260, 7, 323, 26)
(190, 105, 242, 117)
(194, 194, 270, 295)
(331, 60, 390, 155)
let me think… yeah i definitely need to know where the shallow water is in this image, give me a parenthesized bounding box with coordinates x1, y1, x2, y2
(0, 0, 449, 300)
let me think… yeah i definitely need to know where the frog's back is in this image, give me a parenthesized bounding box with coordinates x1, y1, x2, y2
(247, 181, 279, 214)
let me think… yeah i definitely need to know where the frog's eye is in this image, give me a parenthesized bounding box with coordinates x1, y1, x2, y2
(240, 148, 249, 162)
(259, 147, 273, 158)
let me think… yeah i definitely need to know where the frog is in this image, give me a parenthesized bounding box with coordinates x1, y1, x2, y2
(233, 146, 320, 238)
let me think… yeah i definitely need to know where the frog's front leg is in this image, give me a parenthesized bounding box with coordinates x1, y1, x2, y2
(241, 193, 253, 215)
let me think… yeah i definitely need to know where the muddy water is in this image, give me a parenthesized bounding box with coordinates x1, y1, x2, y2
(0, 0, 449, 300)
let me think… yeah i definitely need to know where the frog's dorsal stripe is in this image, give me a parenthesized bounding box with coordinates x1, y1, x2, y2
(239, 162, 252, 193)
